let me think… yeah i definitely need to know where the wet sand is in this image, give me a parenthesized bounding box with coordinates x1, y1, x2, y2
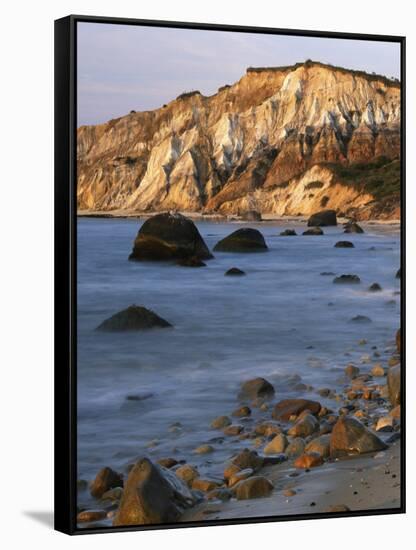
(181, 441, 401, 523)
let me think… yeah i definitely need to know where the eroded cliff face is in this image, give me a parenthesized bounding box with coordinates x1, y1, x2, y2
(77, 61, 401, 219)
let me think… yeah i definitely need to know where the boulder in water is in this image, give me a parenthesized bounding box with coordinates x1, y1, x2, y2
(129, 212, 213, 261)
(238, 377, 275, 400)
(307, 209, 337, 227)
(333, 274, 361, 284)
(225, 267, 246, 276)
(214, 228, 268, 252)
(334, 241, 354, 248)
(303, 227, 323, 235)
(280, 229, 297, 236)
(96, 305, 172, 332)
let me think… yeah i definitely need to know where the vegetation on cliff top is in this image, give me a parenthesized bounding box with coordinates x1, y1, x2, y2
(247, 60, 400, 88)
(327, 157, 401, 200)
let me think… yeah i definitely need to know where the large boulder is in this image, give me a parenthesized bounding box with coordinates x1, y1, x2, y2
(90, 467, 123, 499)
(214, 228, 268, 253)
(129, 212, 213, 262)
(272, 399, 321, 421)
(113, 458, 195, 526)
(238, 377, 275, 400)
(329, 417, 387, 458)
(307, 209, 337, 227)
(96, 305, 172, 332)
(388, 365, 401, 406)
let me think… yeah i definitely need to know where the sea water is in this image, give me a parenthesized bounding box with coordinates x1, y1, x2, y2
(76, 218, 400, 486)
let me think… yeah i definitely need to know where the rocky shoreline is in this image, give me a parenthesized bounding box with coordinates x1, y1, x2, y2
(76, 210, 401, 529)
(77, 328, 401, 528)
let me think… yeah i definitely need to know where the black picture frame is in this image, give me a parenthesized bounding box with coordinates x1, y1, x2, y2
(54, 14, 406, 535)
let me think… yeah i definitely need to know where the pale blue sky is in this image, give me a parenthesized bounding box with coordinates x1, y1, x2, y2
(77, 22, 400, 126)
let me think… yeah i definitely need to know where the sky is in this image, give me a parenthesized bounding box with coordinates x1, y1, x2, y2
(77, 22, 401, 126)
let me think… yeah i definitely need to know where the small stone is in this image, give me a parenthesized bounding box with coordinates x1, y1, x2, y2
(192, 478, 223, 492)
(230, 448, 264, 472)
(283, 489, 297, 497)
(358, 339, 368, 345)
(294, 452, 324, 469)
(228, 468, 254, 487)
(175, 464, 199, 486)
(77, 510, 107, 523)
(345, 365, 360, 379)
(232, 406, 251, 418)
(280, 229, 297, 236)
(223, 425, 243, 436)
(157, 458, 179, 469)
(254, 421, 282, 437)
(211, 415, 232, 429)
(90, 467, 123, 499)
(193, 444, 214, 455)
(376, 416, 394, 432)
(234, 476, 274, 500)
(288, 413, 319, 437)
(305, 434, 331, 458)
(285, 437, 305, 458)
(371, 364, 385, 377)
(263, 433, 288, 455)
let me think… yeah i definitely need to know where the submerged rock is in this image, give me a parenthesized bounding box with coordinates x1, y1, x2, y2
(368, 282, 382, 292)
(238, 377, 275, 400)
(344, 222, 364, 234)
(129, 212, 213, 262)
(329, 416, 387, 458)
(334, 241, 354, 248)
(214, 228, 268, 252)
(113, 458, 195, 526)
(272, 399, 321, 421)
(280, 229, 297, 236)
(96, 305, 172, 332)
(307, 209, 337, 227)
(350, 315, 372, 323)
(395, 268, 401, 279)
(225, 267, 246, 276)
(303, 227, 324, 235)
(234, 476, 274, 500)
(333, 274, 361, 284)
(90, 467, 123, 499)
(211, 415, 232, 429)
(232, 405, 251, 418)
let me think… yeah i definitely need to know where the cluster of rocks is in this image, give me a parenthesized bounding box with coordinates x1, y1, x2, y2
(78, 329, 401, 526)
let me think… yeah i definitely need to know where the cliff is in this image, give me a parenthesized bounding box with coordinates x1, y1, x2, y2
(77, 60, 401, 220)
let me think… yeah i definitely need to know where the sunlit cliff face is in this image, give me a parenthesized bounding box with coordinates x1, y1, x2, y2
(77, 61, 400, 219)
